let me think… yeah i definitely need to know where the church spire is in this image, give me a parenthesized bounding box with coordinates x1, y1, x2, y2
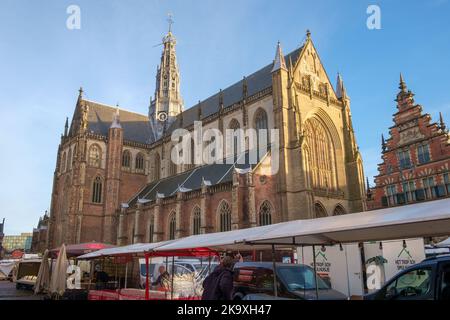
(149, 14, 184, 141)
(271, 41, 287, 72)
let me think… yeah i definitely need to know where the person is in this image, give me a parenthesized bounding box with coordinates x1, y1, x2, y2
(152, 265, 170, 289)
(202, 255, 235, 300)
(94, 270, 109, 290)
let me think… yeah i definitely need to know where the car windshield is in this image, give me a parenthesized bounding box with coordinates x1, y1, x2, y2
(277, 266, 330, 291)
(140, 264, 156, 276)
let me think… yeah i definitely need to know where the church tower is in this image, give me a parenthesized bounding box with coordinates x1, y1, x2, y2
(149, 17, 184, 141)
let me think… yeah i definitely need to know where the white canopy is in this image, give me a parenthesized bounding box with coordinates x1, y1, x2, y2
(78, 198, 450, 258)
(154, 198, 450, 252)
(77, 240, 175, 260)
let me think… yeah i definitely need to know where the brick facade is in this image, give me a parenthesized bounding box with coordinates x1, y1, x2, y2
(368, 75, 450, 210)
(45, 31, 367, 249)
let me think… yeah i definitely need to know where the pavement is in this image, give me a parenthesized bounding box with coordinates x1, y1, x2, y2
(0, 280, 43, 300)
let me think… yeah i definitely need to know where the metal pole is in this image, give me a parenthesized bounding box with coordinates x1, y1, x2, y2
(208, 253, 211, 273)
(271, 244, 278, 297)
(171, 256, 175, 300)
(145, 254, 149, 300)
(312, 245, 319, 300)
(344, 245, 351, 299)
(124, 262, 128, 289)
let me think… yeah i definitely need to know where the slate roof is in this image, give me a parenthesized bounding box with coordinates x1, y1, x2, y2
(128, 152, 258, 207)
(82, 45, 304, 146)
(164, 46, 304, 136)
(84, 100, 153, 145)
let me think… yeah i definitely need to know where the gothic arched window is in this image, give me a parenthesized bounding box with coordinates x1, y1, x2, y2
(218, 200, 232, 232)
(67, 149, 72, 170)
(304, 118, 337, 191)
(333, 205, 346, 216)
(314, 202, 327, 218)
(61, 152, 67, 173)
(187, 139, 195, 170)
(92, 176, 103, 204)
(192, 206, 201, 235)
(154, 153, 161, 181)
(88, 145, 101, 167)
(254, 108, 269, 157)
(168, 212, 176, 240)
(229, 119, 240, 161)
(135, 153, 144, 171)
(122, 150, 131, 168)
(148, 214, 154, 243)
(259, 200, 273, 226)
(169, 147, 177, 176)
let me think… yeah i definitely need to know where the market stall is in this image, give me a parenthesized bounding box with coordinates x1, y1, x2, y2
(82, 198, 450, 300)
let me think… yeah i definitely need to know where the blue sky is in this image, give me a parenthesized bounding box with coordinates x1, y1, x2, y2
(0, 0, 449, 235)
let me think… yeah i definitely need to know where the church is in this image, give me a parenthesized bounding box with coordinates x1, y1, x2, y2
(44, 28, 367, 249)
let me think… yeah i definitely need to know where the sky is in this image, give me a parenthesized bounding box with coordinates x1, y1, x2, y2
(0, 0, 449, 235)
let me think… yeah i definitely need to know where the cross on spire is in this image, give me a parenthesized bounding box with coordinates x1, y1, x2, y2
(167, 13, 174, 33)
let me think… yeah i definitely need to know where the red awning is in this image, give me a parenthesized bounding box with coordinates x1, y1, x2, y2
(145, 247, 219, 258)
(50, 242, 115, 258)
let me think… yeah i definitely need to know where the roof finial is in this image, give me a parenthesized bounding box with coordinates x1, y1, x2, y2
(197, 100, 202, 119)
(306, 29, 311, 39)
(381, 134, 387, 152)
(219, 89, 224, 109)
(271, 41, 287, 72)
(440, 112, 446, 131)
(64, 117, 69, 137)
(242, 76, 248, 99)
(78, 86, 83, 98)
(167, 12, 174, 33)
(399, 73, 407, 93)
(111, 105, 122, 129)
(336, 73, 346, 99)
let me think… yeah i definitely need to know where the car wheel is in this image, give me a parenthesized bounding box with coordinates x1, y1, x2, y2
(233, 292, 245, 300)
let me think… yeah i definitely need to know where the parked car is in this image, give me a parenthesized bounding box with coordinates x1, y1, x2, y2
(365, 254, 450, 300)
(233, 262, 347, 300)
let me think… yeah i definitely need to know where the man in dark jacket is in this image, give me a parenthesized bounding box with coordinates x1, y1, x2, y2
(202, 256, 234, 300)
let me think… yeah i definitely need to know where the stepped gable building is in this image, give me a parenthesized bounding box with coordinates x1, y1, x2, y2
(368, 74, 450, 210)
(46, 28, 366, 249)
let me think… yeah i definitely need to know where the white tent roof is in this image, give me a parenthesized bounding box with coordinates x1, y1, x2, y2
(78, 198, 450, 258)
(153, 224, 277, 252)
(154, 198, 450, 252)
(77, 240, 175, 260)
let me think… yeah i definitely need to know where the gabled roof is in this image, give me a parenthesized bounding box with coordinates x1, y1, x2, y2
(84, 100, 153, 144)
(74, 45, 304, 146)
(164, 46, 304, 135)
